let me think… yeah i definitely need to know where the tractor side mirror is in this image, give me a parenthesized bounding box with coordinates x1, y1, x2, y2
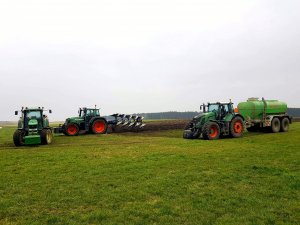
(49, 110, 52, 114)
(15, 111, 18, 115)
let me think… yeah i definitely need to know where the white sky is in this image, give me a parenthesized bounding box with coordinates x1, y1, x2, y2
(0, 0, 299, 121)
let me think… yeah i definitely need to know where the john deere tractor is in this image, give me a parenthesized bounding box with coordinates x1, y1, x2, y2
(54, 107, 108, 136)
(183, 101, 244, 140)
(13, 107, 53, 146)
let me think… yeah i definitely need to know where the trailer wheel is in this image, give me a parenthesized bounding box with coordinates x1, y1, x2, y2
(91, 119, 107, 134)
(271, 117, 280, 133)
(280, 117, 289, 132)
(230, 116, 244, 138)
(41, 129, 53, 144)
(203, 122, 220, 140)
(13, 130, 25, 146)
(65, 123, 79, 136)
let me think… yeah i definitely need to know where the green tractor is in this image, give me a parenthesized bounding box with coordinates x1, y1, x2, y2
(54, 107, 108, 136)
(183, 101, 245, 140)
(13, 107, 53, 146)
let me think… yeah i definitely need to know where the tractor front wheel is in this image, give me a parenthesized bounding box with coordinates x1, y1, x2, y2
(202, 122, 220, 140)
(41, 129, 53, 144)
(65, 123, 79, 136)
(91, 119, 107, 134)
(230, 116, 244, 138)
(183, 129, 200, 139)
(13, 130, 25, 146)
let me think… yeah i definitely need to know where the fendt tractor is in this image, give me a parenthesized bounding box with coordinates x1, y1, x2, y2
(54, 107, 145, 136)
(13, 107, 53, 146)
(183, 98, 292, 140)
(183, 101, 244, 140)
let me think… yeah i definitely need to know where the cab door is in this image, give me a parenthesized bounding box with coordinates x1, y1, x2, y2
(84, 109, 93, 130)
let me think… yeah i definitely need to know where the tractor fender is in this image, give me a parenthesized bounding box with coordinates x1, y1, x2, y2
(232, 113, 245, 122)
(89, 117, 108, 126)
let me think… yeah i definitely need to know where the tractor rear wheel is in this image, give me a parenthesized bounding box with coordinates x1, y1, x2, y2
(91, 119, 107, 134)
(271, 117, 280, 133)
(230, 116, 244, 138)
(13, 130, 25, 146)
(41, 129, 53, 144)
(280, 117, 289, 132)
(202, 122, 220, 140)
(65, 123, 79, 136)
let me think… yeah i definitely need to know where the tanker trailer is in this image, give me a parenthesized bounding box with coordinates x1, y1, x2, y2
(237, 98, 292, 133)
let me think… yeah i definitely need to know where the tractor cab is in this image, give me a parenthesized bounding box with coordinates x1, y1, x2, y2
(79, 108, 100, 118)
(79, 108, 101, 130)
(15, 107, 51, 131)
(205, 102, 234, 120)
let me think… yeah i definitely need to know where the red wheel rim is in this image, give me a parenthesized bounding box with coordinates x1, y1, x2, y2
(234, 121, 243, 133)
(210, 125, 218, 138)
(67, 124, 78, 135)
(93, 121, 105, 133)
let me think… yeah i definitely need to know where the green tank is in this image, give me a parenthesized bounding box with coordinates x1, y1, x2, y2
(237, 98, 291, 133)
(238, 98, 287, 121)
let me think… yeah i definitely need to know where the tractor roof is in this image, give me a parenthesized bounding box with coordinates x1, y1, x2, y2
(208, 102, 233, 105)
(22, 107, 44, 111)
(81, 107, 100, 110)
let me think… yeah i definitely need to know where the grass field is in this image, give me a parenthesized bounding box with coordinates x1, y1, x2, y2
(0, 124, 299, 225)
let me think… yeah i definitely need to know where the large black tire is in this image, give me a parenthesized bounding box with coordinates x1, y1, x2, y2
(65, 123, 79, 136)
(230, 116, 244, 138)
(13, 130, 25, 146)
(202, 122, 220, 140)
(41, 129, 53, 145)
(280, 117, 289, 132)
(91, 119, 107, 134)
(271, 117, 280, 133)
(183, 130, 200, 139)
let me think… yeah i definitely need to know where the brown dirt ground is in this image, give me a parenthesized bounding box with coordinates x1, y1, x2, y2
(107, 120, 190, 133)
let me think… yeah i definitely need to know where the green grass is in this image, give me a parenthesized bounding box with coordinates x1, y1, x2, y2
(0, 124, 299, 225)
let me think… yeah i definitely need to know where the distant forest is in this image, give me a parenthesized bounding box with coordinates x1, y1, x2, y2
(140, 108, 300, 120)
(287, 108, 300, 117)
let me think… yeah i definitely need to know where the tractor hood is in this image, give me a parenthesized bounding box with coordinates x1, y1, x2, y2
(193, 112, 214, 120)
(193, 112, 216, 127)
(193, 112, 204, 119)
(65, 117, 84, 124)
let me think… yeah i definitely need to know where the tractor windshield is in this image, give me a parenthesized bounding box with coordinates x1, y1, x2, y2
(207, 104, 219, 113)
(79, 109, 100, 117)
(24, 110, 42, 128)
(25, 111, 42, 120)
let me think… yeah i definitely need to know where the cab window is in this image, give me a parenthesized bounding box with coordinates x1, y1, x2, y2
(208, 104, 219, 112)
(26, 111, 42, 120)
(85, 109, 92, 117)
(94, 110, 100, 116)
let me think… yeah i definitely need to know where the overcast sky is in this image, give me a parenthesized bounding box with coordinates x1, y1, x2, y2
(0, 0, 299, 121)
